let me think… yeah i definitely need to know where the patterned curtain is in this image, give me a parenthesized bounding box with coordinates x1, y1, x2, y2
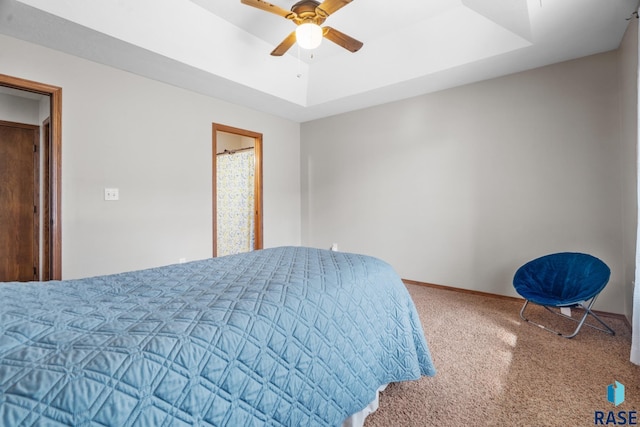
(217, 150, 255, 257)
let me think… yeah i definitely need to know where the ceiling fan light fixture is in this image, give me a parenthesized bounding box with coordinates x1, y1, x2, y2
(296, 23, 323, 49)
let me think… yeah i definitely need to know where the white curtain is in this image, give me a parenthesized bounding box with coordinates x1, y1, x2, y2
(216, 150, 255, 257)
(633, 192, 640, 363)
(632, 15, 640, 365)
(634, 249, 640, 364)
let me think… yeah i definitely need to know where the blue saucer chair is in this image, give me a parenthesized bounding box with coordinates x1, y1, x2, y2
(513, 252, 615, 339)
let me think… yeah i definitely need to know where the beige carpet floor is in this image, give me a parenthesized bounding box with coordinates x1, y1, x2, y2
(365, 284, 640, 427)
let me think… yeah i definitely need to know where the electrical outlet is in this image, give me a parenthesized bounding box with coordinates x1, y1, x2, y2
(104, 188, 119, 201)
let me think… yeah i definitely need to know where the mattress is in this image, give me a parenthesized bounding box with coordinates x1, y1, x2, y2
(0, 246, 435, 426)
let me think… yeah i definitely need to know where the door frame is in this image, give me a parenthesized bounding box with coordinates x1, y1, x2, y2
(212, 123, 263, 257)
(42, 117, 52, 280)
(0, 74, 62, 280)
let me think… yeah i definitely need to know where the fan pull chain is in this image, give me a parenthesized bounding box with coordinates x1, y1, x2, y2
(297, 43, 302, 78)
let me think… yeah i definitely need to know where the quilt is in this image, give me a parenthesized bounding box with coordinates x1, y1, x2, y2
(0, 246, 435, 426)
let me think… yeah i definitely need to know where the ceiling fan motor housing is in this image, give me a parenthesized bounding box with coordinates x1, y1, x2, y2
(291, 0, 326, 25)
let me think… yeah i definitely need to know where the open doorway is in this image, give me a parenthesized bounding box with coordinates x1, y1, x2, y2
(212, 123, 263, 257)
(0, 74, 62, 280)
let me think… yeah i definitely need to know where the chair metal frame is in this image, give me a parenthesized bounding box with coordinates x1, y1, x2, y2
(519, 295, 615, 339)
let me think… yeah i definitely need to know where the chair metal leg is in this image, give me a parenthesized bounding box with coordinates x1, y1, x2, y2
(519, 296, 615, 339)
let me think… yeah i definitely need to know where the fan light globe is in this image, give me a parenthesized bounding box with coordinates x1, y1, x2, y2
(296, 23, 323, 49)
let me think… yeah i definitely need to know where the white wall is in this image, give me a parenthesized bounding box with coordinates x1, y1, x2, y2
(1, 29, 634, 315)
(0, 93, 40, 124)
(302, 50, 627, 313)
(0, 34, 301, 279)
(217, 133, 255, 152)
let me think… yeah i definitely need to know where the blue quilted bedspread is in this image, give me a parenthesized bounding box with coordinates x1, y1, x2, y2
(0, 247, 435, 426)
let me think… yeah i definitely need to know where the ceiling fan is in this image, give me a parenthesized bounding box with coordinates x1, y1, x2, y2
(240, 0, 363, 56)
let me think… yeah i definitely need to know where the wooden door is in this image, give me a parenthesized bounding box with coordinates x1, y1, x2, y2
(0, 121, 39, 281)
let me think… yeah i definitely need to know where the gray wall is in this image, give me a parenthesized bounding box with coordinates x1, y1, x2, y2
(302, 46, 634, 314)
(0, 92, 40, 124)
(0, 34, 302, 279)
(1, 22, 637, 316)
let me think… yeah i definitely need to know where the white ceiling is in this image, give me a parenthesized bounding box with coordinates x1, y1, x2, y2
(0, 0, 637, 122)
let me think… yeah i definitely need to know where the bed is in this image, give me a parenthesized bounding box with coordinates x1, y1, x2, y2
(0, 246, 435, 426)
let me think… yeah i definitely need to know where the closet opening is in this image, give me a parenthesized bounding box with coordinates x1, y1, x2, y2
(212, 123, 263, 257)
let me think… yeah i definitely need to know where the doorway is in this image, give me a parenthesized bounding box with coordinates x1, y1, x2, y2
(0, 74, 62, 280)
(212, 123, 263, 257)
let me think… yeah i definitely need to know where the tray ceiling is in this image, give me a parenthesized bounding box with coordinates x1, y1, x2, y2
(0, 0, 637, 122)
